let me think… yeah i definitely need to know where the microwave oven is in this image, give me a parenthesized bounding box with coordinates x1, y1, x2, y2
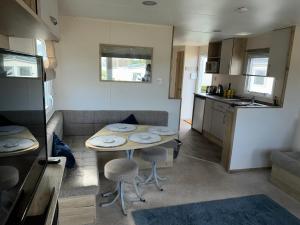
(206, 61, 219, 73)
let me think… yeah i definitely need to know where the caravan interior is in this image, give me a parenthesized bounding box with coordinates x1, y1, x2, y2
(0, 0, 300, 225)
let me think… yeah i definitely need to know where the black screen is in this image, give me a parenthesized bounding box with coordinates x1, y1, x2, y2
(0, 49, 47, 225)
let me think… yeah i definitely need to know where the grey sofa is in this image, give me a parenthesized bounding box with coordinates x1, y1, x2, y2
(271, 150, 300, 201)
(46, 110, 169, 198)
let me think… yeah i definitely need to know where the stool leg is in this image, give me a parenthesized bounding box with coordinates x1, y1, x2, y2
(101, 184, 119, 197)
(100, 182, 120, 207)
(153, 161, 164, 191)
(156, 174, 167, 181)
(120, 181, 127, 216)
(133, 178, 146, 202)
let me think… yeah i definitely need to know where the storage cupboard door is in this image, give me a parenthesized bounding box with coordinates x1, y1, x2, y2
(192, 97, 205, 132)
(219, 39, 234, 75)
(211, 109, 225, 141)
(38, 0, 59, 37)
(203, 99, 213, 133)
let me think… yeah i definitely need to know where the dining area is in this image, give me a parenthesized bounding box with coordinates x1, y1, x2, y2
(85, 123, 178, 215)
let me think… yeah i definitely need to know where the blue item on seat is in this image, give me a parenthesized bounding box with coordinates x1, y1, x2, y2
(52, 133, 76, 168)
(119, 114, 139, 124)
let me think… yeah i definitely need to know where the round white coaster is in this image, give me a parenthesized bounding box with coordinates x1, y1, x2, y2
(148, 126, 177, 136)
(88, 135, 127, 148)
(129, 132, 161, 144)
(106, 123, 137, 132)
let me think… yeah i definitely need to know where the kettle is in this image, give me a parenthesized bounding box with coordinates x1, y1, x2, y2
(216, 85, 224, 96)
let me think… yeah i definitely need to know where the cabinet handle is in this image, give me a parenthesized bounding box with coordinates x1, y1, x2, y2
(50, 16, 58, 26)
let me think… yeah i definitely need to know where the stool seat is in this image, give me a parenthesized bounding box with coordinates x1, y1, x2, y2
(102, 158, 143, 215)
(141, 147, 168, 162)
(104, 159, 138, 182)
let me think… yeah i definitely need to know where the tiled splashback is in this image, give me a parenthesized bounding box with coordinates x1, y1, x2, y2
(211, 74, 276, 104)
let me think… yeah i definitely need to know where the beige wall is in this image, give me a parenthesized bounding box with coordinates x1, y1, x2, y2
(55, 16, 181, 129)
(0, 34, 9, 49)
(181, 46, 199, 120)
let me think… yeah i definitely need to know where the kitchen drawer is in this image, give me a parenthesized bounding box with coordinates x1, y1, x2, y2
(213, 101, 227, 112)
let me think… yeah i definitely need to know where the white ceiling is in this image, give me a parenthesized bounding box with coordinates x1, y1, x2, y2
(59, 0, 300, 45)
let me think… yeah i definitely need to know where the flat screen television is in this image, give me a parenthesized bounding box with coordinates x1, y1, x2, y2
(0, 49, 48, 225)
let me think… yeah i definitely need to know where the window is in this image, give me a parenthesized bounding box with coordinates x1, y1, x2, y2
(44, 80, 53, 111)
(244, 50, 274, 97)
(36, 39, 54, 112)
(100, 45, 153, 83)
(197, 56, 212, 93)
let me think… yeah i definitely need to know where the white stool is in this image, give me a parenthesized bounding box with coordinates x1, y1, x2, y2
(140, 146, 168, 191)
(101, 158, 144, 215)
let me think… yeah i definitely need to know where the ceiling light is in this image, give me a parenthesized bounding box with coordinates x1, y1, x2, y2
(235, 32, 252, 36)
(236, 6, 249, 13)
(142, 1, 158, 6)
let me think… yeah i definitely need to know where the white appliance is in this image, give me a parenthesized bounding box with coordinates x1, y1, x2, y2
(192, 96, 206, 133)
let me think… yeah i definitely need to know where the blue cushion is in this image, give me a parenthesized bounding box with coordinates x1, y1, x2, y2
(52, 133, 75, 168)
(119, 114, 139, 124)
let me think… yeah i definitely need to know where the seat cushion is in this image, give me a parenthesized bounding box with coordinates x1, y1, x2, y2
(271, 151, 300, 177)
(104, 159, 138, 182)
(141, 147, 168, 162)
(60, 136, 99, 198)
(119, 114, 139, 125)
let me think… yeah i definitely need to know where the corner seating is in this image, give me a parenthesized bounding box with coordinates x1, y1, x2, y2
(271, 150, 300, 202)
(46, 110, 171, 225)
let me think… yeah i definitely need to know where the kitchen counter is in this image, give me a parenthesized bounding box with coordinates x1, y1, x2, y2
(194, 93, 279, 108)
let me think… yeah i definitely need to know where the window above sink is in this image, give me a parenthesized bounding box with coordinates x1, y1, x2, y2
(244, 49, 275, 98)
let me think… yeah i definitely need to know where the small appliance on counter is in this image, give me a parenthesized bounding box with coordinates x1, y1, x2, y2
(216, 85, 224, 96)
(206, 86, 217, 95)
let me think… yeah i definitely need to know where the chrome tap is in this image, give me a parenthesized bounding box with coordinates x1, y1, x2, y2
(251, 96, 255, 104)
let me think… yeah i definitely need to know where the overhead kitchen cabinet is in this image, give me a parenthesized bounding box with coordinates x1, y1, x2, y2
(0, 0, 60, 41)
(219, 38, 247, 75)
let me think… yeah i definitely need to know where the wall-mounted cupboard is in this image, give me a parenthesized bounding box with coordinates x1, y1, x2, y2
(219, 38, 247, 75)
(0, 0, 59, 41)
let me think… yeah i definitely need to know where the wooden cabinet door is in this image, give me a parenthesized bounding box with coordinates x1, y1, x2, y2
(38, 0, 59, 37)
(203, 99, 213, 133)
(219, 39, 234, 75)
(230, 39, 247, 75)
(211, 109, 226, 141)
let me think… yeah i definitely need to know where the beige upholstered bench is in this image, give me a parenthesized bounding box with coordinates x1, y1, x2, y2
(271, 150, 300, 201)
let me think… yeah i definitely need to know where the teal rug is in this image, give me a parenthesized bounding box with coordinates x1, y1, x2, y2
(132, 195, 300, 225)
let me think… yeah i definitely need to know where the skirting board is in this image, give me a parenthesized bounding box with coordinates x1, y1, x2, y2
(271, 164, 300, 202)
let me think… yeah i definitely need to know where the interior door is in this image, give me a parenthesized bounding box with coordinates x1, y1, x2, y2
(174, 51, 185, 99)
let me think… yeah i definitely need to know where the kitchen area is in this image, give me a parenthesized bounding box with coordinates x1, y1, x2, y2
(192, 26, 294, 172)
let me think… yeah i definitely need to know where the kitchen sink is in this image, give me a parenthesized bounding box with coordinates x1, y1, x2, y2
(232, 101, 266, 107)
